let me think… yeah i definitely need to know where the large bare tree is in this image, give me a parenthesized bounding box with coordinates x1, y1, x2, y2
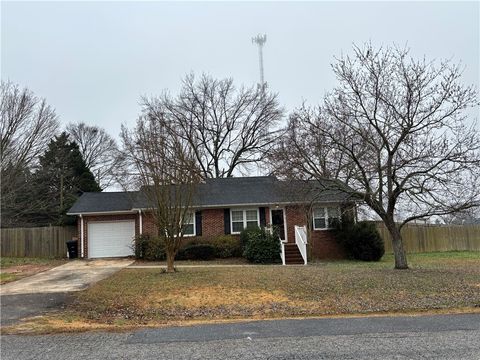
(272, 44, 480, 269)
(1, 81, 58, 227)
(121, 110, 201, 272)
(66, 122, 120, 189)
(1, 81, 58, 172)
(141, 73, 284, 179)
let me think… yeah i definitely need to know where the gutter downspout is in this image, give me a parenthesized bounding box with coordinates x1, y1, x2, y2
(80, 214, 84, 258)
(138, 210, 143, 235)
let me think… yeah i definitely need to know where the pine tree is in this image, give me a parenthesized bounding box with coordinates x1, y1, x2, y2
(33, 132, 101, 225)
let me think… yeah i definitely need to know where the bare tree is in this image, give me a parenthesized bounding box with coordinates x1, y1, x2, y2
(273, 44, 480, 269)
(269, 105, 357, 182)
(142, 73, 284, 179)
(1, 81, 58, 227)
(121, 110, 201, 272)
(1, 81, 58, 172)
(66, 122, 120, 189)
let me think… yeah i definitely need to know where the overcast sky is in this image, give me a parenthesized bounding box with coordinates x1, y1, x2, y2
(2, 1, 479, 139)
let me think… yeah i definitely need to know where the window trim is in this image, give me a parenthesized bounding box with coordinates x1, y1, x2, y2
(312, 206, 340, 230)
(230, 208, 260, 234)
(181, 211, 196, 237)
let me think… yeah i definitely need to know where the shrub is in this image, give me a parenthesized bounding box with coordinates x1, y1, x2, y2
(211, 235, 242, 258)
(335, 221, 385, 261)
(182, 244, 216, 261)
(239, 227, 264, 249)
(242, 228, 281, 264)
(133, 235, 166, 261)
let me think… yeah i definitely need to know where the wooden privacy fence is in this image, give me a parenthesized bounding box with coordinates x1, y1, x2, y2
(376, 223, 480, 253)
(0, 226, 77, 258)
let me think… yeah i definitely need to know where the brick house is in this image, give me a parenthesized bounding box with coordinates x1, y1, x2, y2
(67, 176, 357, 264)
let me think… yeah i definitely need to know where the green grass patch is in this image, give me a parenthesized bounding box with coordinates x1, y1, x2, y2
(0, 272, 18, 283)
(0, 257, 65, 269)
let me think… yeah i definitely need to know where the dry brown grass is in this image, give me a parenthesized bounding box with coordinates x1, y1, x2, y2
(0, 257, 66, 284)
(4, 252, 479, 334)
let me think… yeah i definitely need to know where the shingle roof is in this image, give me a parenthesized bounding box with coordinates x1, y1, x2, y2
(68, 176, 357, 214)
(67, 192, 137, 214)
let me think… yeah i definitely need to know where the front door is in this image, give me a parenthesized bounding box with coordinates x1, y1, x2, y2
(271, 209, 286, 241)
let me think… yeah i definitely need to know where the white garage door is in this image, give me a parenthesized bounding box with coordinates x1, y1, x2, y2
(88, 221, 135, 258)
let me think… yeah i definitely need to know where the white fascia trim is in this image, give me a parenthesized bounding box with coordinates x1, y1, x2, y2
(80, 215, 84, 258)
(67, 210, 137, 216)
(138, 210, 143, 235)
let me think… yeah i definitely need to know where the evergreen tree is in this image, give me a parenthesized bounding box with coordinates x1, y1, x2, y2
(33, 132, 101, 225)
(1, 163, 38, 227)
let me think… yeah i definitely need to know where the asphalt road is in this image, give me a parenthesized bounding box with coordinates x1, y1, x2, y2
(1, 313, 479, 359)
(0, 292, 72, 326)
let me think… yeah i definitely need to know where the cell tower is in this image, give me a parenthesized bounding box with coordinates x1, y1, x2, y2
(252, 34, 267, 89)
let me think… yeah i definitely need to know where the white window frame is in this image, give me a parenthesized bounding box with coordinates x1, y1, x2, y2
(181, 212, 196, 237)
(230, 208, 260, 234)
(312, 206, 341, 230)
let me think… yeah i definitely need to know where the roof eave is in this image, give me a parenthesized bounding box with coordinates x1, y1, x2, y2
(66, 210, 137, 216)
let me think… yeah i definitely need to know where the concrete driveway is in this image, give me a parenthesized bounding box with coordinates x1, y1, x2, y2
(1, 259, 133, 295)
(1, 259, 133, 326)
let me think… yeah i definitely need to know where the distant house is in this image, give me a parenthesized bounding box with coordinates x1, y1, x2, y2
(67, 176, 357, 264)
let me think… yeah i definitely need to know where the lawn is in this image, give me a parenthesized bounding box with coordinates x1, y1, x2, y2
(5, 252, 480, 333)
(0, 257, 66, 284)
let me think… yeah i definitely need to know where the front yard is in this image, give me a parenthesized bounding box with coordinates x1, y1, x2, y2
(0, 257, 66, 284)
(5, 252, 480, 333)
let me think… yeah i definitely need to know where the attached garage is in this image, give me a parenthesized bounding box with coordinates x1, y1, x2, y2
(88, 221, 135, 258)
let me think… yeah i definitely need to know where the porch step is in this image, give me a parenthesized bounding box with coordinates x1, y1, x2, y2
(284, 243, 305, 265)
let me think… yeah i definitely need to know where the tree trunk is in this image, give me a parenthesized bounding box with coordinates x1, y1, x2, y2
(385, 220, 408, 269)
(166, 250, 175, 273)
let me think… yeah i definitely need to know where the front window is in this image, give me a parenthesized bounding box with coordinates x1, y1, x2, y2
(182, 212, 195, 236)
(231, 210, 245, 233)
(231, 209, 259, 233)
(246, 210, 259, 229)
(313, 207, 340, 230)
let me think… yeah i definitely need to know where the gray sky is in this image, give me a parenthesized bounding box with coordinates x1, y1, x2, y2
(2, 1, 479, 139)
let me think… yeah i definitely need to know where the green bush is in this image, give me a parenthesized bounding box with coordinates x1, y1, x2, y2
(242, 228, 281, 264)
(182, 244, 216, 260)
(133, 235, 166, 261)
(239, 227, 264, 249)
(335, 221, 385, 261)
(211, 235, 242, 258)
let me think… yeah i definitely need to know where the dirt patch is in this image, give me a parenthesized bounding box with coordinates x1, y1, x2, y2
(2, 264, 53, 275)
(0, 258, 67, 285)
(1, 265, 53, 284)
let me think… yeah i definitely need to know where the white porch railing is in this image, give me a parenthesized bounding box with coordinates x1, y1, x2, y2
(294, 225, 308, 265)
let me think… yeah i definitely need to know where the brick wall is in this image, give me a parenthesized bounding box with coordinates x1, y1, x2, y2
(285, 205, 308, 243)
(141, 208, 237, 247)
(285, 205, 345, 259)
(201, 209, 226, 237)
(310, 229, 345, 259)
(142, 209, 226, 238)
(142, 212, 157, 237)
